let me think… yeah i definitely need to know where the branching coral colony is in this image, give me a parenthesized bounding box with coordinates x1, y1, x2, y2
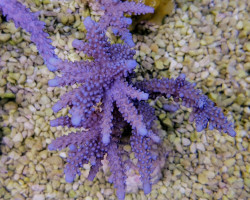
(0, 0, 236, 199)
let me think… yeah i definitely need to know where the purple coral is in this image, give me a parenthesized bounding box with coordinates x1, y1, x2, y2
(0, 0, 236, 199)
(97, 0, 154, 47)
(0, 0, 61, 71)
(137, 74, 236, 137)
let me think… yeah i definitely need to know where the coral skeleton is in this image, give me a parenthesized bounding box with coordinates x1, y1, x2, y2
(0, 0, 236, 199)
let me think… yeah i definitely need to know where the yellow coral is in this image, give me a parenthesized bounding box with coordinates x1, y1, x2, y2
(131, 0, 175, 25)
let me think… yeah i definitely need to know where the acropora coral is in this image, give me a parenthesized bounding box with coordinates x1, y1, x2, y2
(0, 0, 235, 199)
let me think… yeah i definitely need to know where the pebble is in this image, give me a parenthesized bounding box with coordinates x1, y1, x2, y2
(40, 95, 51, 105)
(103, 189, 113, 196)
(244, 178, 250, 188)
(59, 152, 67, 158)
(204, 36, 214, 45)
(24, 121, 34, 130)
(182, 138, 191, 146)
(32, 194, 45, 200)
(26, 66, 34, 76)
(189, 40, 199, 50)
(155, 38, 166, 48)
(96, 192, 104, 200)
(190, 143, 196, 153)
(224, 158, 236, 168)
(12, 132, 23, 143)
(0, 33, 11, 42)
(45, 108, 53, 116)
(4, 102, 18, 111)
(234, 93, 245, 105)
(140, 43, 151, 54)
(244, 42, 250, 51)
(178, 40, 186, 47)
(189, 5, 199, 13)
(46, 156, 63, 166)
(150, 43, 159, 52)
(198, 173, 208, 184)
(69, 190, 76, 198)
(16, 164, 25, 174)
(155, 60, 164, 70)
(200, 71, 209, 79)
(196, 143, 205, 152)
(123, 145, 131, 152)
(28, 105, 37, 113)
(160, 185, 168, 194)
(205, 171, 215, 179)
(175, 20, 184, 28)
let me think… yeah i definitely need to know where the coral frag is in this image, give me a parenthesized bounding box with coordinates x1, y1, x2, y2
(0, 0, 235, 199)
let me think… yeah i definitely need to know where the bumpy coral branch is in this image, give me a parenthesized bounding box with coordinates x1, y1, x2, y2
(0, 0, 63, 71)
(48, 61, 97, 87)
(137, 74, 236, 137)
(49, 124, 107, 183)
(97, 0, 154, 47)
(107, 143, 126, 200)
(101, 90, 114, 145)
(111, 79, 148, 136)
(88, 158, 103, 181)
(49, 16, 141, 130)
(131, 132, 153, 195)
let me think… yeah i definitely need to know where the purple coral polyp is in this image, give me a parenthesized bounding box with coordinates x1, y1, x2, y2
(0, 0, 236, 199)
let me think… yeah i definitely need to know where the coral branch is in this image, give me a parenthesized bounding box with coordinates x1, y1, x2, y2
(138, 74, 236, 136)
(131, 132, 153, 195)
(107, 143, 126, 200)
(97, 0, 154, 46)
(0, 0, 62, 71)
